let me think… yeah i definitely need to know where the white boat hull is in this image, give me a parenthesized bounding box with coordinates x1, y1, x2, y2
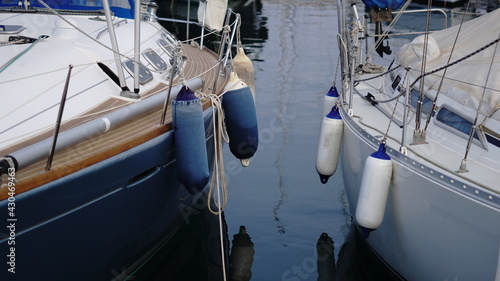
(340, 107, 500, 281)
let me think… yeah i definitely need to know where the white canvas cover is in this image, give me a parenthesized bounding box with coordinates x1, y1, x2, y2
(396, 9, 500, 120)
(197, 0, 228, 31)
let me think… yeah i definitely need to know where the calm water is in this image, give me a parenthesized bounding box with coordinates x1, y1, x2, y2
(132, 0, 489, 280)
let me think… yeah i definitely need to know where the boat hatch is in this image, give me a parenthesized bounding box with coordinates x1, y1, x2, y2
(0, 25, 25, 34)
(122, 60, 153, 84)
(142, 48, 167, 71)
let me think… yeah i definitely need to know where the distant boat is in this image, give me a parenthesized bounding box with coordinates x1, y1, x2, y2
(0, 0, 257, 279)
(318, 1, 500, 280)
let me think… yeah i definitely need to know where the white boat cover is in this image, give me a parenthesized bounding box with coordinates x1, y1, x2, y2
(396, 9, 500, 120)
(198, 0, 228, 31)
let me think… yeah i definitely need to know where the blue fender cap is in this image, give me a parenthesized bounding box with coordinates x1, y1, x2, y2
(176, 86, 198, 101)
(326, 86, 339, 97)
(326, 106, 342, 120)
(370, 143, 391, 160)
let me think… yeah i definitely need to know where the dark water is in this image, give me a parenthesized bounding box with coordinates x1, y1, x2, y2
(131, 1, 489, 280)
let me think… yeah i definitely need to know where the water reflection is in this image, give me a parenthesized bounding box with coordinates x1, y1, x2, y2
(229, 226, 255, 281)
(317, 228, 401, 281)
(316, 233, 336, 281)
(149, 1, 402, 280)
(131, 198, 399, 281)
(131, 196, 258, 281)
(131, 196, 227, 281)
(158, 0, 268, 59)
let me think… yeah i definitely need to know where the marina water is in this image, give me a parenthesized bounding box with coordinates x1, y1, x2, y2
(131, 0, 489, 280)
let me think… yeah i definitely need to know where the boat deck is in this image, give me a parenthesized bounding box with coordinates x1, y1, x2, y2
(348, 73, 500, 196)
(0, 43, 228, 200)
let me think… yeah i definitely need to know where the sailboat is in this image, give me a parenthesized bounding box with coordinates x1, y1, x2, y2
(0, 0, 257, 280)
(317, 1, 500, 280)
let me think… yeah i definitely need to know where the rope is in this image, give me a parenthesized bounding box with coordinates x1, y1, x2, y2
(409, 36, 500, 89)
(460, 29, 500, 169)
(196, 92, 229, 216)
(197, 76, 252, 216)
(414, 0, 434, 131)
(236, 15, 243, 49)
(0, 35, 48, 73)
(332, 55, 340, 86)
(355, 64, 401, 83)
(353, 113, 491, 191)
(197, 87, 230, 281)
(35, 0, 222, 74)
(424, 0, 473, 132)
(0, 0, 240, 83)
(36, 0, 131, 58)
(356, 35, 500, 104)
(382, 93, 400, 144)
(0, 38, 27, 47)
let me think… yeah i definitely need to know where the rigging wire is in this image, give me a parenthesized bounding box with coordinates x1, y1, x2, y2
(414, 0, 433, 133)
(423, 0, 474, 132)
(355, 36, 500, 104)
(459, 29, 500, 172)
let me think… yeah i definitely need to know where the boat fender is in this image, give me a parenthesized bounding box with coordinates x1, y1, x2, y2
(322, 86, 339, 118)
(355, 143, 393, 235)
(233, 47, 256, 101)
(316, 106, 343, 184)
(223, 76, 259, 166)
(172, 86, 210, 194)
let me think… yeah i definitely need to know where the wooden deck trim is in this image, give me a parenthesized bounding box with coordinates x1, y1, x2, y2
(0, 42, 228, 200)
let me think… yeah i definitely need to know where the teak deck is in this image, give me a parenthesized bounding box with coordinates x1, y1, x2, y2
(0, 43, 228, 200)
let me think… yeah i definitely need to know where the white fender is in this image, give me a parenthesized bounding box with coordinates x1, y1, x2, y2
(315, 106, 343, 184)
(355, 143, 393, 231)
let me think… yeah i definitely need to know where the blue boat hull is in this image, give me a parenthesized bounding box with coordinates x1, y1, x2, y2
(0, 109, 215, 281)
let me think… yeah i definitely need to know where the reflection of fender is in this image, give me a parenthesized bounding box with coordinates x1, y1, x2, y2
(316, 233, 336, 281)
(229, 226, 255, 281)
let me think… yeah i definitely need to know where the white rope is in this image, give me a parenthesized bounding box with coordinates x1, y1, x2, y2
(196, 91, 228, 216)
(196, 87, 232, 281)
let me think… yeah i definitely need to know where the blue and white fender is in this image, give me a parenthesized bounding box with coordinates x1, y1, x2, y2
(223, 72, 259, 167)
(355, 143, 393, 236)
(315, 106, 343, 184)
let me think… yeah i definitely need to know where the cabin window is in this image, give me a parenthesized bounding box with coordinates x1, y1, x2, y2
(391, 75, 401, 90)
(409, 89, 433, 115)
(122, 60, 153, 84)
(436, 107, 479, 140)
(157, 38, 175, 57)
(142, 48, 167, 71)
(157, 32, 178, 58)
